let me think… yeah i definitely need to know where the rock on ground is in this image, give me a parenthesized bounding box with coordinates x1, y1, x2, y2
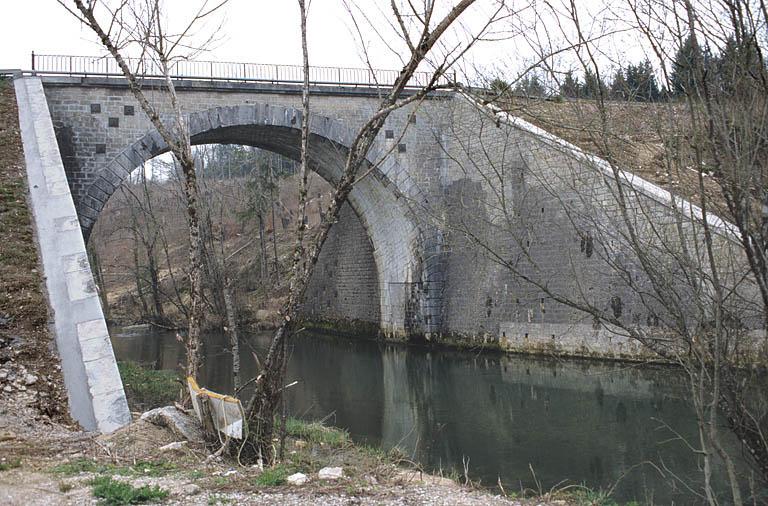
(287, 472, 308, 485)
(318, 466, 344, 480)
(140, 406, 203, 442)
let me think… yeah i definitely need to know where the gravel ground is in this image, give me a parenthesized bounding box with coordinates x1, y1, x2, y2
(0, 468, 564, 506)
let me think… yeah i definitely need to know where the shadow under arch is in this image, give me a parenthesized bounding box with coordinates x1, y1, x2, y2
(83, 103, 423, 337)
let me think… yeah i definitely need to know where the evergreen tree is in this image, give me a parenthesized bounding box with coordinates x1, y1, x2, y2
(559, 70, 580, 98)
(581, 68, 607, 99)
(514, 73, 547, 97)
(489, 77, 509, 96)
(715, 33, 765, 96)
(609, 68, 628, 100)
(670, 34, 700, 96)
(624, 60, 660, 101)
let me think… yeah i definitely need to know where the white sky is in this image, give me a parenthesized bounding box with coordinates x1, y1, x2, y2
(1, 1, 655, 86)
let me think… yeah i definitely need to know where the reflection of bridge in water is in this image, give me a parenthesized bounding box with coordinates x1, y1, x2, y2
(112, 327, 742, 504)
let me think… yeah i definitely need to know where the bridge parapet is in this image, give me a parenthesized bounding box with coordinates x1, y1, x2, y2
(30, 53, 456, 89)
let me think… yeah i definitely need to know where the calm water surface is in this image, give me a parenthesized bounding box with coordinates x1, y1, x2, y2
(110, 326, 760, 504)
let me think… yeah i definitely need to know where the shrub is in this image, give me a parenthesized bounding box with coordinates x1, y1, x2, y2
(283, 418, 350, 447)
(52, 458, 106, 475)
(91, 476, 168, 505)
(0, 458, 21, 471)
(117, 361, 179, 411)
(254, 464, 292, 487)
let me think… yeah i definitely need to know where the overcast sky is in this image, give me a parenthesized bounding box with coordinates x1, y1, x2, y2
(1, 1, 653, 85)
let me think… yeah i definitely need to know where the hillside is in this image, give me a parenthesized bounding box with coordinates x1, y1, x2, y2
(493, 95, 730, 216)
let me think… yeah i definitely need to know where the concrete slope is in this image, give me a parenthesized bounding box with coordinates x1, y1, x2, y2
(13, 76, 130, 433)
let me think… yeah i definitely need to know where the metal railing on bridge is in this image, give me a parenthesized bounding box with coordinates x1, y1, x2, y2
(30, 53, 456, 89)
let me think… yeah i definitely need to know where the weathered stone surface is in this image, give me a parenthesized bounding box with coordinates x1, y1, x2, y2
(43, 81, 423, 339)
(318, 467, 344, 480)
(287, 472, 308, 485)
(140, 406, 203, 442)
(15, 76, 130, 433)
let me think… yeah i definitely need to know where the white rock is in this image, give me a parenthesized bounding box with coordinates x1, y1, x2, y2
(318, 467, 344, 480)
(3, 386, 12, 393)
(24, 374, 38, 385)
(287, 472, 308, 485)
(0, 370, 8, 381)
(182, 483, 201, 495)
(159, 441, 187, 452)
(140, 406, 203, 442)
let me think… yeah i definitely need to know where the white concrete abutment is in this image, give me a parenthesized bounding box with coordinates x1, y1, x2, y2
(14, 76, 130, 432)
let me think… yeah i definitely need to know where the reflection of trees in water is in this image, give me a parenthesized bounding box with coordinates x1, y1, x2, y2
(114, 328, 746, 503)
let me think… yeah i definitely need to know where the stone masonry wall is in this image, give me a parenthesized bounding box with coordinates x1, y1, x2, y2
(303, 202, 380, 332)
(428, 95, 747, 359)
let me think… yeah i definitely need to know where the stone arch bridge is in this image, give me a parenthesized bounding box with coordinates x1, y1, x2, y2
(44, 75, 449, 339)
(32, 62, 722, 350)
(13, 57, 738, 431)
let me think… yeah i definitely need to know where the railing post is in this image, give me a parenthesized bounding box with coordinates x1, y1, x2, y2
(69, 56, 73, 76)
(31, 51, 35, 72)
(275, 64, 279, 83)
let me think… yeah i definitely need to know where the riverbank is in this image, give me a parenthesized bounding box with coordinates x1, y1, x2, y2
(0, 405, 584, 505)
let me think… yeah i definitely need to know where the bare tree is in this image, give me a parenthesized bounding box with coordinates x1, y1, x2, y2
(427, 1, 768, 501)
(58, 0, 228, 383)
(241, 0, 509, 464)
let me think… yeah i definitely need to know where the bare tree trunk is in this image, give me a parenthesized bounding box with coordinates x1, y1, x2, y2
(270, 163, 280, 280)
(179, 154, 204, 382)
(244, 0, 478, 464)
(131, 227, 150, 320)
(146, 244, 166, 324)
(223, 275, 240, 391)
(88, 245, 110, 322)
(258, 214, 268, 280)
(67, 0, 213, 388)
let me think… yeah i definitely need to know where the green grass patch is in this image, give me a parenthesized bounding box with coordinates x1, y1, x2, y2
(114, 460, 177, 477)
(117, 361, 180, 411)
(52, 458, 175, 478)
(254, 464, 292, 487)
(0, 458, 21, 471)
(52, 458, 110, 476)
(283, 417, 350, 448)
(91, 476, 168, 505)
(563, 487, 627, 506)
(188, 469, 205, 480)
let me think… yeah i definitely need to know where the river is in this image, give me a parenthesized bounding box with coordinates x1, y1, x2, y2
(110, 326, 757, 504)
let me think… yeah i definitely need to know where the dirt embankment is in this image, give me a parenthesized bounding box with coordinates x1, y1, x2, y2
(0, 78, 72, 435)
(496, 95, 729, 216)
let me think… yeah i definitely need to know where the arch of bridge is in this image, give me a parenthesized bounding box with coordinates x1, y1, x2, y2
(84, 104, 421, 336)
